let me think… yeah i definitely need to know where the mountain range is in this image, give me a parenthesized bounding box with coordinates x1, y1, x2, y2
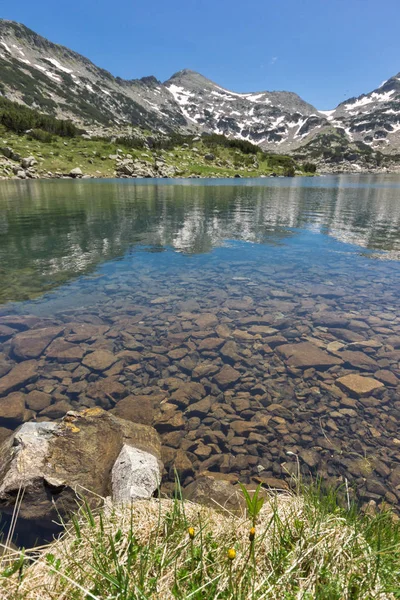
(1, 19, 400, 156)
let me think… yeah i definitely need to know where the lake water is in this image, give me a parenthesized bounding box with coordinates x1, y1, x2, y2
(0, 174, 400, 512)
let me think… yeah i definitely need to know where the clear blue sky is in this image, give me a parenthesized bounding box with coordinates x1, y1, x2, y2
(3, 0, 400, 109)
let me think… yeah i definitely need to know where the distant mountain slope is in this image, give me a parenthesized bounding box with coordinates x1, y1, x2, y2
(0, 20, 187, 133)
(322, 76, 400, 153)
(1, 19, 400, 156)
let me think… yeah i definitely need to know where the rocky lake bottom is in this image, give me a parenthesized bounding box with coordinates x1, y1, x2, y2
(0, 175, 399, 517)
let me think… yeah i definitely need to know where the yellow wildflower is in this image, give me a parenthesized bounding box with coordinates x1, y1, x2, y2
(227, 548, 236, 561)
(187, 527, 195, 539)
(249, 527, 256, 542)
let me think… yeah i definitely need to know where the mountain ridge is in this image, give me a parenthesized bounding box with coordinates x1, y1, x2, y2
(1, 19, 400, 155)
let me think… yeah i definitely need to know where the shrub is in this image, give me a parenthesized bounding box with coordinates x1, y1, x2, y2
(27, 129, 54, 143)
(0, 97, 81, 137)
(202, 133, 259, 154)
(283, 165, 296, 177)
(114, 135, 145, 149)
(303, 161, 317, 173)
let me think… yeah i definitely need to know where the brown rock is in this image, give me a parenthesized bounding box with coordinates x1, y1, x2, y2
(215, 324, 231, 338)
(155, 404, 186, 432)
(65, 323, 109, 341)
(0, 392, 33, 425)
(331, 329, 364, 343)
(161, 430, 185, 448)
(12, 326, 64, 360)
(0, 360, 38, 396)
(336, 374, 384, 397)
(86, 377, 126, 401)
(265, 404, 292, 419)
(168, 348, 188, 360)
(366, 479, 387, 496)
(46, 339, 85, 363)
(339, 350, 379, 372)
(220, 341, 241, 363)
(313, 312, 349, 328)
(263, 335, 287, 348)
(199, 471, 239, 484)
(170, 382, 206, 407)
(0, 409, 162, 525)
(230, 420, 256, 436)
(198, 337, 224, 351)
(193, 443, 212, 458)
(186, 396, 212, 417)
(389, 466, 400, 487)
(0, 360, 12, 378)
(173, 449, 194, 478)
(214, 365, 241, 388)
(112, 394, 164, 425)
(0, 426, 13, 444)
(68, 381, 88, 396)
(0, 315, 43, 331)
(277, 342, 343, 369)
(195, 313, 218, 329)
(374, 370, 399, 386)
(83, 350, 117, 372)
(26, 390, 52, 411)
(386, 336, 400, 349)
(40, 400, 72, 419)
(299, 449, 319, 468)
(248, 326, 278, 335)
(0, 325, 17, 339)
(183, 476, 246, 514)
(252, 475, 289, 489)
(192, 363, 219, 378)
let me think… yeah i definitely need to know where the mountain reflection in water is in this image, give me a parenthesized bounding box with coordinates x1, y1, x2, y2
(0, 175, 400, 303)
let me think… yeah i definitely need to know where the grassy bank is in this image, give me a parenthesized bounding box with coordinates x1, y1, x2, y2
(0, 125, 316, 179)
(1, 483, 400, 599)
(0, 96, 316, 179)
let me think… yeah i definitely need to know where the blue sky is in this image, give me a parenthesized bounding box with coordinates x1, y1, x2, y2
(3, 0, 400, 109)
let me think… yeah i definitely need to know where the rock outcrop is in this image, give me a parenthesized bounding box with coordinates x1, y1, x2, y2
(0, 408, 162, 529)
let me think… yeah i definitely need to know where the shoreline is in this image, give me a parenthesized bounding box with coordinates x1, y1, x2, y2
(1, 168, 400, 182)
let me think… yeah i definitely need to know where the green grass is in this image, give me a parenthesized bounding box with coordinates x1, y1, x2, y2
(0, 126, 317, 180)
(1, 481, 400, 599)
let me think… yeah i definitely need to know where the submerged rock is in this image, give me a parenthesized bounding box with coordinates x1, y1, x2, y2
(11, 326, 64, 359)
(0, 360, 38, 396)
(183, 476, 246, 514)
(277, 341, 343, 369)
(336, 374, 384, 397)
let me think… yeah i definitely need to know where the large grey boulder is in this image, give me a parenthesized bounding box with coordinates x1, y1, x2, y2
(112, 445, 161, 503)
(21, 156, 36, 169)
(69, 167, 83, 178)
(0, 408, 162, 526)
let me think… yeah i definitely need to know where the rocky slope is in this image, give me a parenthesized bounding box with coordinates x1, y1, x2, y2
(164, 69, 327, 152)
(322, 75, 400, 154)
(1, 19, 400, 157)
(0, 20, 187, 134)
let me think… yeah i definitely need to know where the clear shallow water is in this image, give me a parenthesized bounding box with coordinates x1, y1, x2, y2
(0, 175, 400, 511)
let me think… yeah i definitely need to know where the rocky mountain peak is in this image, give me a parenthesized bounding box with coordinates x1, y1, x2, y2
(1, 19, 400, 154)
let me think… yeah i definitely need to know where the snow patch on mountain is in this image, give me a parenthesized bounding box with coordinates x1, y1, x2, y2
(44, 57, 74, 74)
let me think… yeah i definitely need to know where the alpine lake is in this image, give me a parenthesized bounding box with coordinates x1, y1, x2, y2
(0, 174, 400, 512)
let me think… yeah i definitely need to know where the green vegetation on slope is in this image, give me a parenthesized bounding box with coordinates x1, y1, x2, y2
(0, 97, 317, 179)
(0, 96, 80, 137)
(0, 125, 316, 179)
(292, 127, 386, 167)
